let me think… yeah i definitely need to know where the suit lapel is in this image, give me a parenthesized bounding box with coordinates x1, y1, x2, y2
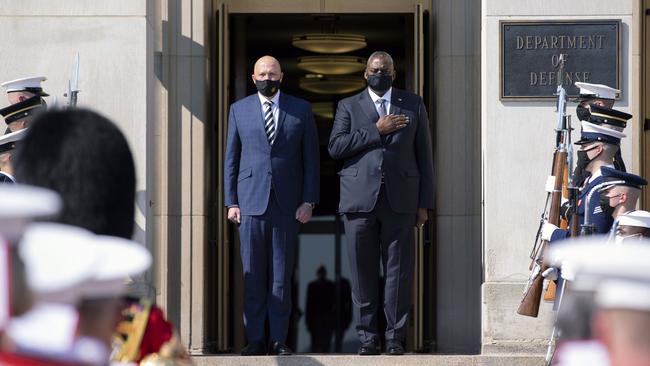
(359, 89, 380, 124)
(273, 93, 288, 149)
(248, 95, 272, 152)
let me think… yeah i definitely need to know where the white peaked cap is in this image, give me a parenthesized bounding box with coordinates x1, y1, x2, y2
(78, 235, 152, 299)
(575, 82, 620, 100)
(6, 302, 79, 357)
(0, 184, 61, 243)
(618, 210, 650, 229)
(547, 237, 650, 291)
(19, 223, 153, 302)
(596, 279, 650, 311)
(1, 76, 47, 93)
(581, 121, 627, 139)
(19, 223, 100, 304)
(0, 128, 28, 151)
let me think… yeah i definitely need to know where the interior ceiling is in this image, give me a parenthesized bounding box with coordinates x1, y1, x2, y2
(234, 13, 411, 103)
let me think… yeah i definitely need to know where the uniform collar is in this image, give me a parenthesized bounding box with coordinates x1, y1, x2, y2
(590, 164, 615, 182)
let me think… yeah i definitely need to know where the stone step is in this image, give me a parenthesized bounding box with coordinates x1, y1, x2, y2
(192, 354, 545, 366)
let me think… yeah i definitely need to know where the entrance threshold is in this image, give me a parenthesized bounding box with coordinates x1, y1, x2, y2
(192, 354, 544, 366)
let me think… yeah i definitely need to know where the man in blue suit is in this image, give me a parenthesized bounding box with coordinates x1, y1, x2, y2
(224, 55, 319, 356)
(328, 51, 434, 356)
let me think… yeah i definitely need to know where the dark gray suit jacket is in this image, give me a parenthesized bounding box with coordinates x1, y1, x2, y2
(328, 88, 434, 214)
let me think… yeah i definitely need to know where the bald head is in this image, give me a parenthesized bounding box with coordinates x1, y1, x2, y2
(252, 56, 283, 82)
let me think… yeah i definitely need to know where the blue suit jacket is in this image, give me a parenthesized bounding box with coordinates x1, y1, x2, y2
(550, 175, 613, 241)
(328, 88, 434, 214)
(0, 172, 14, 184)
(224, 92, 320, 216)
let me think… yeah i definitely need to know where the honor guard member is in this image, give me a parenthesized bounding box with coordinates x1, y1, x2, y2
(573, 82, 619, 120)
(542, 122, 627, 241)
(0, 129, 28, 184)
(597, 167, 648, 238)
(572, 82, 624, 185)
(585, 105, 631, 174)
(546, 239, 650, 366)
(0, 185, 61, 334)
(4, 223, 152, 366)
(1, 76, 49, 106)
(0, 96, 45, 133)
(614, 210, 650, 242)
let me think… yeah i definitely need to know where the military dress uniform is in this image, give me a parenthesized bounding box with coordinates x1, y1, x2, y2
(0, 129, 29, 184)
(548, 121, 627, 241)
(595, 168, 648, 239)
(3, 223, 152, 366)
(0, 185, 63, 365)
(547, 238, 650, 366)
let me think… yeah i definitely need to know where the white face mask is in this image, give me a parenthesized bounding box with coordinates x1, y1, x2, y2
(614, 233, 644, 246)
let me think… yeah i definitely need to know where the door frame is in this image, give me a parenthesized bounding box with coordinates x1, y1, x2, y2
(211, 0, 434, 353)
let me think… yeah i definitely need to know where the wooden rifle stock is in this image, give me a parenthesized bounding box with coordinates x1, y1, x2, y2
(517, 149, 567, 317)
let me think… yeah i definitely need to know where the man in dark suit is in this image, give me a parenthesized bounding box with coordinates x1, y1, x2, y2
(224, 55, 320, 356)
(328, 51, 434, 356)
(305, 265, 335, 353)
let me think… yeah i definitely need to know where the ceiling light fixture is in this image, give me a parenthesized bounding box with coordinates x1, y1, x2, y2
(292, 34, 367, 54)
(299, 74, 366, 95)
(297, 56, 366, 75)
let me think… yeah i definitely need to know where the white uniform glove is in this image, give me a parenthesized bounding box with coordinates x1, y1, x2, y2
(541, 221, 559, 242)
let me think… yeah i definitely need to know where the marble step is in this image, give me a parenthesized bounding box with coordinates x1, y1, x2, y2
(192, 354, 545, 366)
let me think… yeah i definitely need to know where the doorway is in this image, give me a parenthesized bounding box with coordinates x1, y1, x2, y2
(214, 11, 434, 354)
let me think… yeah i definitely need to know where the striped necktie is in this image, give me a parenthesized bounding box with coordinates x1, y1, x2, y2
(264, 101, 275, 145)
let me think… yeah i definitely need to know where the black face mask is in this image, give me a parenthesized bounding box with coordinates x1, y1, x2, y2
(255, 79, 281, 97)
(599, 194, 616, 217)
(573, 146, 599, 186)
(576, 105, 591, 121)
(367, 74, 393, 94)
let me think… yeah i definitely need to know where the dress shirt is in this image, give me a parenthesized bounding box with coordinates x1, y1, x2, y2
(368, 87, 392, 116)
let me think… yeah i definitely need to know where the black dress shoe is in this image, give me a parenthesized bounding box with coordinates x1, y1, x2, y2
(386, 340, 405, 355)
(358, 342, 380, 355)
(269, 341, 293, 356)
(241, 341, 266, 356)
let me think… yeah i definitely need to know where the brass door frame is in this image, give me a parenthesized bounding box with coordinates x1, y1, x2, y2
(412, 2, 426, 352)
(639, 0, 650, 210)
(215, 2, 230, 351)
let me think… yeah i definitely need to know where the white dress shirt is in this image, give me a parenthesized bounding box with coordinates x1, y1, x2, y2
(368, 87, 392, 116)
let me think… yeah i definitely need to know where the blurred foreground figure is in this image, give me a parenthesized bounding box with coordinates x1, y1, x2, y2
(547, 238, 650, 366)
(12, 109, 190, 365)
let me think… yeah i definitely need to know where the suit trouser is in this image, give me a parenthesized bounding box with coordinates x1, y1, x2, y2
(239, 192, 298, 343)
(342, 186, 416, 344)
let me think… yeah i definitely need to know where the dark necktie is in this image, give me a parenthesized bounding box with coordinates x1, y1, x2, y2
(264, 101, 275, 145)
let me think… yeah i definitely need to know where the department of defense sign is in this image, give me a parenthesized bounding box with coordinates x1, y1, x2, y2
(500, 20, 620, 100)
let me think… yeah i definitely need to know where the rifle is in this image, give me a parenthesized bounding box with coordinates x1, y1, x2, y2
(65, 53, 80, 108)
(517, 55, 569, 317)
